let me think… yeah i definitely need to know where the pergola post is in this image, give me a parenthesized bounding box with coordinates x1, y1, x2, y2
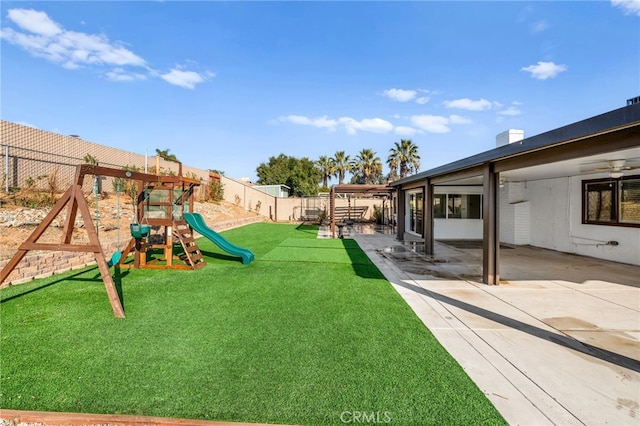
(330, 185, 336, 238)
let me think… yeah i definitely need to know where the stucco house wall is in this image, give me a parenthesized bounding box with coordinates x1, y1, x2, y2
(433, 185, 483, 240)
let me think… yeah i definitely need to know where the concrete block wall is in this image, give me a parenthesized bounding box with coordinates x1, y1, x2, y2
(499, 182, 531, 245)
(509, 201, 531, 245)
(1, 121, 211, 196)
(524, 175, 640, 266)
(220, 175, 278, 220)
(220, 175, 384, 223)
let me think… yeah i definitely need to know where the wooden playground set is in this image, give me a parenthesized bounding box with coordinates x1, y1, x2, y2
(0, 164, 254, 318)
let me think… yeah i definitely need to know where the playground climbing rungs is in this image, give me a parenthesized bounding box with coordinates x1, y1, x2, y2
(173, 220, 206, 269)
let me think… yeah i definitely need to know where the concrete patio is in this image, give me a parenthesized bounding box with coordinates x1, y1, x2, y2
(330, 224, 640, 425)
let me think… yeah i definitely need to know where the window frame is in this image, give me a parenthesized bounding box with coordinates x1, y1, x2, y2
(433, 192, 483, 220)
(582, 176, 640, 228)
(433, 194, 447, 219)
(407, 189, 424, 236)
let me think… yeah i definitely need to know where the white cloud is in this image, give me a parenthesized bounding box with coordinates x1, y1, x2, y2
(408, 114, 471, 133)
(611, 0, 640, 16)
(283, 115, 312, 125)
(530, 20, 549, 33)
(443, 98, 495, 111)
(311, 116, 339, 130)
(449, 114, 472, 124)
(382, 88, 417, 102)
(339, 117, 394, 135)
(521, 61, 567, 80)
(160, 68, 206, 89)
(410, 115, 451, 133)
(106, 68, 147, 82)
(7, 9, 62, 36)
(382, 88, 433, 104)
(1, 8, 210, 89)
(281, 115, 393, 134)
(498, 106, 522, 116)
(394, 126, 421, 136)
(280, 115, 338, 131)
(1, 10, 146, 69)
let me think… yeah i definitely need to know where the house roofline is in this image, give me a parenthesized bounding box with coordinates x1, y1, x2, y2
(390, 102, 640, 187)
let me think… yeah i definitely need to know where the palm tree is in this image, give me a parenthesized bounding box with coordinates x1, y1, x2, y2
(387, 155, 399, 182)
(316, 155, 335, 188)
(352, 148, 383, 184)
(387, 139, 420, 179)
(331, 151, 351, 185)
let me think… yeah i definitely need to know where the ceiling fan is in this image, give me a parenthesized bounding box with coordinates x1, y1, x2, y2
(582, 159, 640, 178)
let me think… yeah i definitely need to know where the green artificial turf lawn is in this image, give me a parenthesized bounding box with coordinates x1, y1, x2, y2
(0, 223, 505, 425)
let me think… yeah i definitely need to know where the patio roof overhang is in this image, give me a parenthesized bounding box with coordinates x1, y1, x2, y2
(389, 102, 640, 286)
(391, 103, 640, 187)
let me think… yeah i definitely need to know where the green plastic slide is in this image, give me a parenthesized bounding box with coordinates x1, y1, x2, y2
(184, 212, 255, 265)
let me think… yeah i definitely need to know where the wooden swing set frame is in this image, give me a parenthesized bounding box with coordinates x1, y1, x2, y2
(0, 164, 202, 318)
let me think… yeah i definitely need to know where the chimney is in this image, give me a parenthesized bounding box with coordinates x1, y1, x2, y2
(496, 129, 524, 147)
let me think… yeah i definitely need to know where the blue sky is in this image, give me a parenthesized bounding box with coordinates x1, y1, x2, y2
(1, 1, 639, 182)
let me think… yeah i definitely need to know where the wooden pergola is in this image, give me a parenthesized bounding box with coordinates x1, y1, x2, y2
(329, 184, 395, 238)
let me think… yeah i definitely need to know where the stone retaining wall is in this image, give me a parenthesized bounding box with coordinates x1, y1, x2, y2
(1, 239, 121, 286)
(209, 216, 265, 232)
(0, 216, 265, 286)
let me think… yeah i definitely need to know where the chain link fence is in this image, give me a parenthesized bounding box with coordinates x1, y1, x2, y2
(1, 121, 212, 201)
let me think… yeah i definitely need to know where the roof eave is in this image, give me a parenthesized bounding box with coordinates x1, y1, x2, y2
(390, 102, 640, 187)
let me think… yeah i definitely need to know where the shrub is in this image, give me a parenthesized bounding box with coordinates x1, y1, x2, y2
(206, 179, 224, 202)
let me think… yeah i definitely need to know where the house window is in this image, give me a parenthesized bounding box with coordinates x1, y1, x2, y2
(620, 178, 640, 224)
(447, 194, 482, 219)
(583, 177, 640, 227)
(408, 190, 424, 235)
(433, 194, 447, 218)
(433, 193, 482, 219)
